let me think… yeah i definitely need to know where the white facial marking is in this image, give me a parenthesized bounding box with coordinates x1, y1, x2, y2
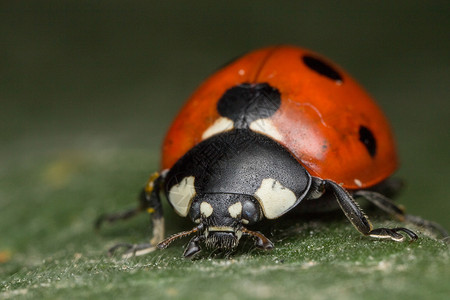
(200, 201, 214, 218)
(249, 119, 283, 141)
(228, 202, 243, 218)
(168, 176, 196, 217)
(254, 178, 297, 219)
(208, 226, 235, 232)
(201, 117, 234, 140)
(354, 178, 362, 188)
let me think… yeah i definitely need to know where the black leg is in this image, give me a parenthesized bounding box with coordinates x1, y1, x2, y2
(95, 206, 144, 230)
(367, 177, 404, 199)
(95, 188, 151, 230)
(316, 178, 418, 242)
(353, 190, 449, 238)
(404, 215, 449, 238)
(352, 190, 406, 221)
(98, 171, 167, 257)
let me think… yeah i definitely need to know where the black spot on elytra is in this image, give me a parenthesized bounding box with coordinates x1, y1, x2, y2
(359, 126, 377, 157)
(302, 55, 343, 83)
(217, 83, 281, 128)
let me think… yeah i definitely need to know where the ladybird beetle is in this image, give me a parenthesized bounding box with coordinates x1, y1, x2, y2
(97, 45, 445, 258)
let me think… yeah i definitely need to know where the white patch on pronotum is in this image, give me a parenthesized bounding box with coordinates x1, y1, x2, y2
(228, 202, 243, 218)
(200, 202, 214, 218)
(254, 178, 297, 219)
(354, 178, 362, 188)
(168, 176, 196, 217)
(249, 119, 283, 141)
(201, 117, 234, 140)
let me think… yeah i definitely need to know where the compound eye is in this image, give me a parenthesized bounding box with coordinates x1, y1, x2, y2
(189, 201, 201, 223)
(241, 200, 261, 224)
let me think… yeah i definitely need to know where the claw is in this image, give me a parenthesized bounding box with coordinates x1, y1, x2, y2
(393, 227, 418, 241)
(369, 227, 418, 242)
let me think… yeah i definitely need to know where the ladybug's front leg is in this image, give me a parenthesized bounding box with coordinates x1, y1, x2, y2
(143, 172, 166, 247)
(97, 172, 166, 258)
(313, 177, 418, 242)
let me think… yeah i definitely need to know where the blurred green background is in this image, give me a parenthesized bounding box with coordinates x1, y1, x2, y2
(1, 1, 449, 299)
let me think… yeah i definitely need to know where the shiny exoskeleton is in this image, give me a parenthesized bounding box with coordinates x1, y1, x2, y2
(96, 46, 447, 258)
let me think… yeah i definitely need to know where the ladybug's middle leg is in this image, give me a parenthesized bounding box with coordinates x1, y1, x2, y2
(354, 190, 449, 238)
(352, 190, 406, 221)
(312, 177, 418, 242)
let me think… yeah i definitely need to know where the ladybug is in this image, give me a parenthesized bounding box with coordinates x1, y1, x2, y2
(97, 45, 426, 258)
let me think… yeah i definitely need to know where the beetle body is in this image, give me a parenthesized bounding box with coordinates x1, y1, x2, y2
(162, 46, 397, 190)
(98, 45, 423, 258)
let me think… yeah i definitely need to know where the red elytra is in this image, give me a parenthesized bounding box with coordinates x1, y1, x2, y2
(161, 45, 397, 190)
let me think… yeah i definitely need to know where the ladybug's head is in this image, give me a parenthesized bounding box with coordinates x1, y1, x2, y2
(158, 193, 273, 258)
